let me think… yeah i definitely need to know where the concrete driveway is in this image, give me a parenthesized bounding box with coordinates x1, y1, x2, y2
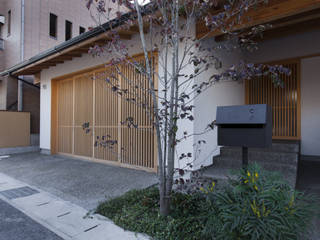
(0, 152, 158, 210)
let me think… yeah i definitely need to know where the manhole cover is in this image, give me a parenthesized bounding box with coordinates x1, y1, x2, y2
(0, 186, 39, 200)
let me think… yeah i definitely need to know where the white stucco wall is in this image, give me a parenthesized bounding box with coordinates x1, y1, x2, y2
(301, 56, 320, 156)
(193, 38, 244, 168)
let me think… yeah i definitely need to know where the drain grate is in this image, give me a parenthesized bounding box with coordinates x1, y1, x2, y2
(0, 186, 39, 200)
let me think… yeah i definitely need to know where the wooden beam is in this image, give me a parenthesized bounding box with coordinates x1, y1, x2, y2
(48, 60, 64, 64)
(93, 39, 108, 45)
(256, 17, 320, 41)
(22, 72, 37, 75)
(196, 0, 320, 39)
(78, 46, 90, 51)
(118, 32, 132, 40)
(55, 56, 73, 61)
(63, 53, 82, 58)
(38, 63, 57, 67)
(34, 72, 41, 84)
(128, 25, 149, 34)
(70, 49, 89, 54)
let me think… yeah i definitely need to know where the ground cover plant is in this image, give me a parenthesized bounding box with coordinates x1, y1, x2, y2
(96, 186, 209, 240)
(96, 164, 319, 240)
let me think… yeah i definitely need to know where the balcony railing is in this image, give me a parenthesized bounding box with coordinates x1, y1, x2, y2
(0, 38, 4, 50)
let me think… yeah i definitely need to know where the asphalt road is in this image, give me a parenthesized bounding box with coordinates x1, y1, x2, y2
(0, 199, 63, 240)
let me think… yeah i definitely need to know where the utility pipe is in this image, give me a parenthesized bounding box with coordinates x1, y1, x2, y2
(18, 0, 25, 111)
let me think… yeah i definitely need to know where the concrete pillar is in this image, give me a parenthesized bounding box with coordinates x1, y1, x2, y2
(18, 80, 23, 111)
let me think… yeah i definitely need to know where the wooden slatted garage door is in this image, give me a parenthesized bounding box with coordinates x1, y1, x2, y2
(53, 55, 157, 171)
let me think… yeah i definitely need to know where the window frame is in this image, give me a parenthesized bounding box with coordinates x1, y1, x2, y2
(7, 10, 11, 37)
(49, 13, 58, 39)
(79, 26, 85, 35)
(65, 20, 73, 41)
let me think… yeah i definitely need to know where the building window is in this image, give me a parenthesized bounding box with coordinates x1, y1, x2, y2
(65, 20, 72, 41)
(49, 13, 57, 38)
(7, 10, 11, 36)
(79, 26, 85, 35)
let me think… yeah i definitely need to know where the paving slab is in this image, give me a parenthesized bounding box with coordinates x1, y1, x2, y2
(0, 152, 158, 210)
(75, 221, 147, 240)
(0, 198, 63, 240)
(0, 173, 150, 240)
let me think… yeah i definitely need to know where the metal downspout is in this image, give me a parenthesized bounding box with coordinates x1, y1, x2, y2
(18, 0, 25, 111)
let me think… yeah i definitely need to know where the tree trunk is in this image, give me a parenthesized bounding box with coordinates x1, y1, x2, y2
(159, 189, 170, 216)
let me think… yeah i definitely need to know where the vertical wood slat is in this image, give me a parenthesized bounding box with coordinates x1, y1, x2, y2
(296, 61, 301, 139)
(72, 78, 75, 154)
(57, 79, 73, 154)
(245, 60, 300, 140)
(74, 74, 93, 157)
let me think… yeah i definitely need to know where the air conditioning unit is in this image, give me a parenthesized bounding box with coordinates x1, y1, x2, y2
(0, 38, 4, 50)
(0, 16, 5, 25)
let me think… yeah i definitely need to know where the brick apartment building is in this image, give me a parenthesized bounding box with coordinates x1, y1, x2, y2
(0, 0, 94, 135)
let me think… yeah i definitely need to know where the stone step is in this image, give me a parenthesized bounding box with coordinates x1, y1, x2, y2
(200, 167, 232, 187)
(213, 151, 298, 168)
(211, 156, 297, 175)
(220, 142, 300, 154)
(202, 142, 300, 188)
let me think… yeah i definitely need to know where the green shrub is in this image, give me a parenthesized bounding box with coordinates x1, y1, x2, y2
(203, 164, 319, 240)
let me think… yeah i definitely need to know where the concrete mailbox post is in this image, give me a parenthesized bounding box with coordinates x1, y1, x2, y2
(216, 104, 272, 167)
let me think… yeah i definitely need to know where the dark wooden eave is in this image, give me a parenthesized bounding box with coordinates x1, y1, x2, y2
(11, 26, 142, 76)
(196, 0, 320, 39)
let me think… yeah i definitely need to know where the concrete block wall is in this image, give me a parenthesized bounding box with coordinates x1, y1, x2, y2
(0, 78, 7, 110)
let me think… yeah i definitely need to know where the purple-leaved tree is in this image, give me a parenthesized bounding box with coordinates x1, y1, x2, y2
(84, 0, 290, 216)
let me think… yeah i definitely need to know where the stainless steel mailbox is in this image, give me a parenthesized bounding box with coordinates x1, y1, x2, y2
(216, 104, 272, 148)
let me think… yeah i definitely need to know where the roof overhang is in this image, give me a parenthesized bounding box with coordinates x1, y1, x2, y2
(196, 0, 320, 39)
(0, 4, 155, 78)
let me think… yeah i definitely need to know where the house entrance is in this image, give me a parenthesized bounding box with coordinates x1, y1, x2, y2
(246, 60, 301, 140)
